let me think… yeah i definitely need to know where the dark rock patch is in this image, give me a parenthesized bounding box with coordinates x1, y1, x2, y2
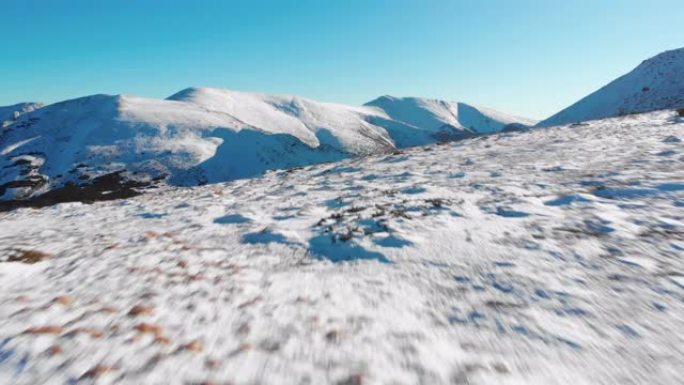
(0, 172, 153, 212)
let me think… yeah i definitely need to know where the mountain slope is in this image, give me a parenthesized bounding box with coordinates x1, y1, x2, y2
(1, 110, 682, 385)
(456, 102, 538, 134)
(0, 92, 390, 201)
(0, 102, 43, 128)
(365, 96, 537, 142)
(166, 87, 396, 153)
(539, 48, 684, 127)
(0, 88, 533, 203)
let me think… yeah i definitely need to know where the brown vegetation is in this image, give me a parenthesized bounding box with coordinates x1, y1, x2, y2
(8, 249, 49, 264)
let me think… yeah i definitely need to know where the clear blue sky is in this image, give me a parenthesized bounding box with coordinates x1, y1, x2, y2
(2, 0, 682, 119)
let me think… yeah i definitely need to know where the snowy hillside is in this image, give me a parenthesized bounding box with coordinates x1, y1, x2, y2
(0, 102, 43, 128)
(539, 48, 684, 126)
(0, 92, 379, 202)
(456, 102, 537, 134)
(365, 96, 537, 140)
(0, 88, 531, 203)
(0, 110, 682, 385)
(166, 87, 395, 153)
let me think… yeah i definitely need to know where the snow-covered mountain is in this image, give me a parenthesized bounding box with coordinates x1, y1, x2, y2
(0, 87, 532, 203)
(455, 102, 538, 133)
(538, 48, 684, 126)
(365, 96, 537, 143)
(166, 87, 396, 154)
(0, 102, 43, 128)
(1, 110, 682, 385)
(0, 92, 377, 202)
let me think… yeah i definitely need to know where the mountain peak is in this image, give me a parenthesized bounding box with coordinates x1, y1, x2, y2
(1, 102, 44, 127)
(166, 86, 231, 101)
(1, 87, 534, 203)
(365, 95, 534, 135)
(539, 47, 684, 127)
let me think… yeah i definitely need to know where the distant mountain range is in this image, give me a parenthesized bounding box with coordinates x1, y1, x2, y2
(0, 87, 533, 204)
(1, 47, 683, 206)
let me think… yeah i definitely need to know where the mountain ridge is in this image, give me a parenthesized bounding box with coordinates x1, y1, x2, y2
(538, 48, 684, 126)
(0, 102, 43, 128)
(4, 42, 683, 207)
(0, 87, 533, 203)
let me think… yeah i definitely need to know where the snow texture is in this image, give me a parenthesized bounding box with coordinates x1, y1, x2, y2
(0, 110, 682, 385)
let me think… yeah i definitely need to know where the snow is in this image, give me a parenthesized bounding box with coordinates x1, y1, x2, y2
(457, 102, 537, 134)
(365, 95, 464, 133)
(0, 110, 682, 384)
(538, 48, 684, 126)
(0, 88, 532, 201)
(364, 96, 537, 140)
(0, 102, 43, 128)
(167, 87, 393, 152)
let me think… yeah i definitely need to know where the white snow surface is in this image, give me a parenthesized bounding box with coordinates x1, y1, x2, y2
(167, 87, 392, 151)
(365, 96, 537, 139)
(456, 102, 537, 134)
(0, 88, 532, 200)
(0, 103, 43, 128)
(539, 48, 684, 127)
(0, 110, 682, 385)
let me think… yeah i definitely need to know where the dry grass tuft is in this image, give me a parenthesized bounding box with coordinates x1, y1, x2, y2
(24, 326, 64, 335)
(128, 304, 154, 317)
(80, 365, 114, 379)
(7, 249, 49, 264)
(181, 340, 203, 353)
(53, 295, 75, 306)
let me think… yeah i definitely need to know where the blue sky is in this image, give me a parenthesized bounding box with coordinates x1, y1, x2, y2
(2, 0, 682, 119)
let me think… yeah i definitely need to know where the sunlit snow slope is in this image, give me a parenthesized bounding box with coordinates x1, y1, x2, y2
(0, 110, 682, 385)
(365, 96, 537, 141)
(539, 48, 684, 126)
(0, 102, 42, 128)
(0, 88, 531, 202)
